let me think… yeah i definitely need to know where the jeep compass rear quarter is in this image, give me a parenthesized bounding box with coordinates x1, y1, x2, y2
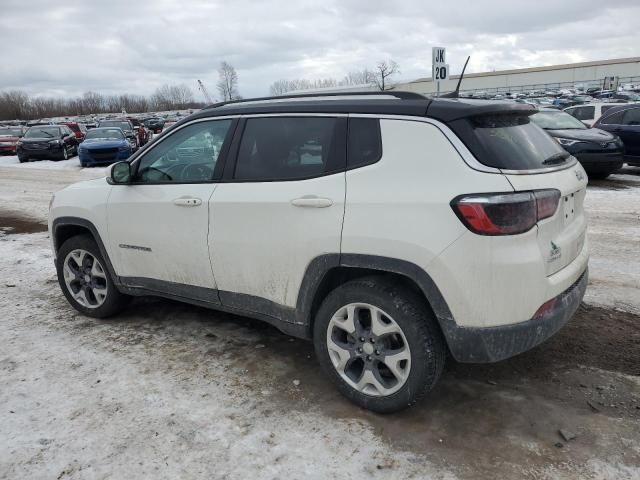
(49, 92, 588, 413)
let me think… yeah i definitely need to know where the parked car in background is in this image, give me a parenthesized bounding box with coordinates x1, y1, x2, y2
(97, 119, 138, 150)
(564, 102, 629, 127)
(531, 109, 624, 179)
(126, 117, 150, 146)
(143, 117, 165, 134)
(61, 122, 87, 142)
(0, 126, 27, 155)
(593, 104, 640, 166)
(16, 125, 79, 162)
(78, 127, 132, 167)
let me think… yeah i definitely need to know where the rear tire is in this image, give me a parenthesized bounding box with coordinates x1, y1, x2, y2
(313, 277, 446, 413)
(56, 235, 130, 318)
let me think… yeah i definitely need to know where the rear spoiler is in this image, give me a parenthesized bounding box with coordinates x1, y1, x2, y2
(425, 100, 538, 123)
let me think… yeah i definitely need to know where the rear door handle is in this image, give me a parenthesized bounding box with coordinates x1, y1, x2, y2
(291, 196, 333, 208)
(173, 197, 202, 207)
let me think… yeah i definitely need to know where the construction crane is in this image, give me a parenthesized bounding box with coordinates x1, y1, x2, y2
(197, 79, 214, 104)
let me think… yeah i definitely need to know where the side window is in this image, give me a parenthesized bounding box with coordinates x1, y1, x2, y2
(600, 111, 624, 125)
(348, 118, 382, 169)
(622, 108, 640, 126)
(134, 119, 232, 183)
(573, 106, 594, 121)
(234, 117, 343, 181)
(564, 107, 577, 118)
(600, 105, 615, 116)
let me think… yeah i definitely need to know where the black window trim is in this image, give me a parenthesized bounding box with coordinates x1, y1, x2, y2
(125, 116, 239, 185)
(221, 113, 348, 183)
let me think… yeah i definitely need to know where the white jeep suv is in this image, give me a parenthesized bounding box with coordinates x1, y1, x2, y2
(49, 92, 589, 412)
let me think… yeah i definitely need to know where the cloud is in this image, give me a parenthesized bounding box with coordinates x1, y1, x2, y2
(1, 0, 639, 99)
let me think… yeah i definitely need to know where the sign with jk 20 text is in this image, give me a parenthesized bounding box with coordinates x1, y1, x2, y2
(432, 47, 449, 81)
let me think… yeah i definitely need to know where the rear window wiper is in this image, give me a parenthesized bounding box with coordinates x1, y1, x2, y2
(542, 152, 570, 165)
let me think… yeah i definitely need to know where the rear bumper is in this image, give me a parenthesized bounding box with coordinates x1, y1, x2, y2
(446, 269, 588, 363)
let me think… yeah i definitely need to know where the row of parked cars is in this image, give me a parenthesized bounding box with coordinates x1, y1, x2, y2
(0, 118, 159, 166)
(2, 101, 639, 178)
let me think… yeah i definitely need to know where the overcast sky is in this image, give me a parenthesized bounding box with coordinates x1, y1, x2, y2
(1, 0, 639, 100)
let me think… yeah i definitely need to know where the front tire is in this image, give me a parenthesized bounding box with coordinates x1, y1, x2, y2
(18, 154, 28, 163)
(56, 235, 129, 318)
(313, 277, 446, 413)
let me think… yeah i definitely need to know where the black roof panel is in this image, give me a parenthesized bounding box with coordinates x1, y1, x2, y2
(176, 93, 538, 126)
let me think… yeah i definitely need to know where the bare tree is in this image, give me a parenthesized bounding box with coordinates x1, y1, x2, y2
(373, 60, 400, 91)
(217, 61, 239, 101)
(340, 69, 375, 86)
(0, 84, 206, 121)
(82, 91, 104, 113)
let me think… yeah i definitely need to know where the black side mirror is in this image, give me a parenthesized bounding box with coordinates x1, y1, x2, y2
(110, 161, 131, 184)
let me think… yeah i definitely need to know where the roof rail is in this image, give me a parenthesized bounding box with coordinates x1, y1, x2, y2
(204, 90, 427, 109)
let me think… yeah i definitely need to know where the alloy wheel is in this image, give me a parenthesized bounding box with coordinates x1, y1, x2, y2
(326, 303, 411, 397)
(62, 249, 108, 308)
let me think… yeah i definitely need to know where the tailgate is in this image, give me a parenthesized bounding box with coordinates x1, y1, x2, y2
(504, 161, 588, 276)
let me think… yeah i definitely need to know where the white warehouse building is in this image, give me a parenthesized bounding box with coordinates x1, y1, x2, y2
(398, 57, 640, 95)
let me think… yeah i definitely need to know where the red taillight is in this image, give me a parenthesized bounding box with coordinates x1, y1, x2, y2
(452, 189, 560, 236)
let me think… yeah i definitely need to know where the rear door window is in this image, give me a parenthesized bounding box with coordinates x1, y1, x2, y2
(622, 108, 640, 126)
(449, 113, 570, 170)
(234, 117, 346, 181)
(572, 106, 594, 121)
(600, 111, 624, 125)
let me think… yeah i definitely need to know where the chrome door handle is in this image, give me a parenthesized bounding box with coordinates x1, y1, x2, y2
(173, 197, 202, 207)
(291, 196, 333, 208)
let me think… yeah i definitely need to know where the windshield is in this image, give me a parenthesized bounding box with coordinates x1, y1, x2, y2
(24, 127, 60, 138)
(85, 128, 124, 140)
(0, 128, 22, 137)
(100, 121, 131, 131)
(450, 113, 570, 170)
(530, 111, 587, 130)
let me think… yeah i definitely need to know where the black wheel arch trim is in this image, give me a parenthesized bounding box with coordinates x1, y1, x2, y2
(51, 216, 121, 285)
(297, 253, 458, 342)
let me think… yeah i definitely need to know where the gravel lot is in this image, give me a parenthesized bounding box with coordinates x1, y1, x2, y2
(1, 159, 639, 479)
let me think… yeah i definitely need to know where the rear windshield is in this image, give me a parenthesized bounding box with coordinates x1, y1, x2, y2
(450, 113, 569, 170)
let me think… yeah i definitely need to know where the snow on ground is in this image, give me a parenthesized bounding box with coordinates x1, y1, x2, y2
(583, 170, 640, 315)
(1, 231, 638, 480)
(0, 154, 109, 174)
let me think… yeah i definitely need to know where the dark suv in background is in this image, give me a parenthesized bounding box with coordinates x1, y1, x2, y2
(593, 104, 640, 166)
(530, 109, 624, 179)
(17, 125, 79, 162)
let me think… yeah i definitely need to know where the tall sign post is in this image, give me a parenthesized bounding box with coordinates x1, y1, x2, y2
(432, 47, 449, 97)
